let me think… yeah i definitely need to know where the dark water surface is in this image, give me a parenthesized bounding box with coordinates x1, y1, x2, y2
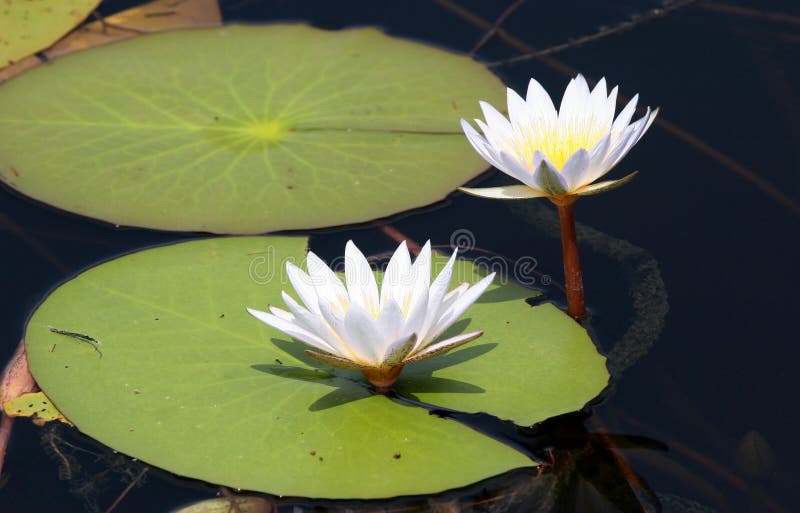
(1, 1, 798, 512)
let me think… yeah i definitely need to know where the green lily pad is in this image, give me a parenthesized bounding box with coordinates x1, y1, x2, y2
(0, 0, 101, 68)
(0, 25, 504, 233)
(25, 237, 607, 498)
(398, 259, 608, 425)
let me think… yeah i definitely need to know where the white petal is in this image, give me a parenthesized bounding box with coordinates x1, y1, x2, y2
(582, 133, 613, 185)
(603, 85, 619, 129)
(286, 262, 320, 314)
(407, 330, 484, 363)
(342, 303, 385, 365)
(408, 241, 432, 310)
(403, 287, 429, 352)
(344, 240, 380, 316)
(279, 291, 338, 353)
(588, 132, 612, 163)
(604, 118, 640, 164)
(475, 118, 518, 163)
(588, 77, 608, 120)
(427, 273, 495, 342)
(525, 77, 557, 131)
(247, 307, 333, 354)
(461, 119, 504, 170)
(607, 107, 652, 169)
(579, 77, 610, 143)
(474, 118, 501, 148)
(375, 297, 405, 343)
(470, 131, 512, 172)
(441, 282, 469, 311)
(558, 74, 591, 134)
(458, 184, 549, 199)
(306, 251, 349, 315)
(416, 249, 457, 342)
(495, 150, 539, 187)
(474, 119, 539, 188)
(380, 241, 412, 310)
(506, 87, 531, 138)
(423, 281, 470, 344)
(268, 305, 294, 321)
(316, 299, 353, 359)
(479, 100, 514, 142)
(643, 107, 659, 133)
(559, 149, 591, 190)
(611, 94, 639, 135)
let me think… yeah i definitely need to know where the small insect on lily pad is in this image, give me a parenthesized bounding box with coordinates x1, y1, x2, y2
(0, 24, 505, 233)
(24, 237, 607, 498)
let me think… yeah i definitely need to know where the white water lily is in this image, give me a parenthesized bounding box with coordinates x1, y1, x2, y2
(247, 240, 494, 392)
(460, 74, 658, 199)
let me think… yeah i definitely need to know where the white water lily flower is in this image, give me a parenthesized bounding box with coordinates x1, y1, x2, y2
(247, 240, 494, 392)
(460, 74, 658, 199)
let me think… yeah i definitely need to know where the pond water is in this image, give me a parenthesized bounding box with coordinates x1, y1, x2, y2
(1, 0, 798, 512)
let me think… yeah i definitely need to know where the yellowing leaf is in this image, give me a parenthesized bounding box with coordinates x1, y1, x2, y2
(0, 0, 222, 82)
(2, 391, 72, 426)
(0, 0, 101, 69)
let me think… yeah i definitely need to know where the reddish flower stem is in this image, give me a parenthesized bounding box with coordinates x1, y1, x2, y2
(550, 196, 586, 320)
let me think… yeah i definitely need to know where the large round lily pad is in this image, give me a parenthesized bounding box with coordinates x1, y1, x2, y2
(0, 0, 100, 68)
(25, 237, 608, 498)
(0, 25, 504, 233)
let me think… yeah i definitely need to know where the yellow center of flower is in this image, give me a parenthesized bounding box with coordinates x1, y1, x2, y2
(512, 121, 607, 171)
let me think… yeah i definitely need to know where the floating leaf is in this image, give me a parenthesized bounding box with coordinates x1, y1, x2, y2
(0, 0, 101, 69)
(0, 0, 223, 82)
(25, 237, 607, 498)
(0, 25, 504, 233)
(2, 391, 72, 426)
(397, 262, 608, 425)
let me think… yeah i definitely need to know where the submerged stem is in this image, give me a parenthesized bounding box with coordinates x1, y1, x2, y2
(550, 196, 586, 320)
